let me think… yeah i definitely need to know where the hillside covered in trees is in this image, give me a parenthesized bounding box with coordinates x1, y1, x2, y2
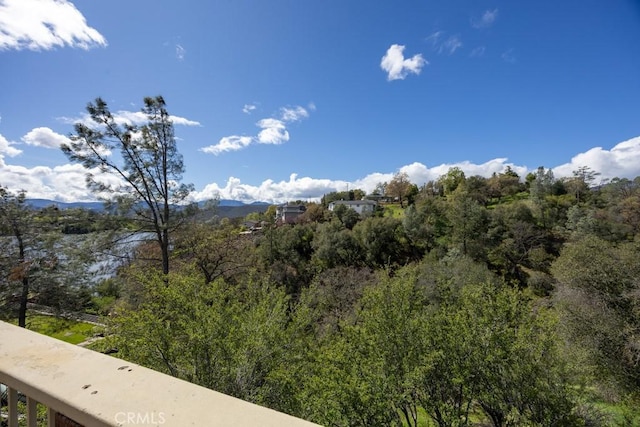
(3, 164, 640, 426)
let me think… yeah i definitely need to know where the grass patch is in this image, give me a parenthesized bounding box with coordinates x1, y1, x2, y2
(11, 315, 97, 345)
(591, 399, 640, 426)
(383, 203, 405, 218)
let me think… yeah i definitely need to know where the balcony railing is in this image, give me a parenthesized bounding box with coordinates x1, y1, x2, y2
(0, 321, 319, 427)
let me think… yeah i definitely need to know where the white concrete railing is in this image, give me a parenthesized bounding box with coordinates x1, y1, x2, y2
(0, 321, 320, 427)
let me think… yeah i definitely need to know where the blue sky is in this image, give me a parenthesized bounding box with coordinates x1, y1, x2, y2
(1, 0, 639, 203)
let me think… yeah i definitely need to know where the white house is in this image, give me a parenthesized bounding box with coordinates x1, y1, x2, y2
(327, 200, 377, 215)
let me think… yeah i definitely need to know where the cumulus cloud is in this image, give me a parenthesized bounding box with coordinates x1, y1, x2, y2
(256, 118, 289, 145)
(552, 136, 640, 182)
(0, 161, 122, 202)
(380, 44, 427, 81)
(0, 0, 107, 51)
(201, 104, 311, 155)
(472, 9, 499, 29)
(191, 174, 352, 204)
(0, 133, 22, 157)
(21, 127, 70, 149)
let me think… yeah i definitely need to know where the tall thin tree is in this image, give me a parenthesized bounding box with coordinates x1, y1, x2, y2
(62, 96, 193, 275)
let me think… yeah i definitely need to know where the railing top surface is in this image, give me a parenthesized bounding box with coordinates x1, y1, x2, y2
(0, 321, 320, 427)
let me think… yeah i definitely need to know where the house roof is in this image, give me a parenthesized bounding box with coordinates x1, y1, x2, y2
(329, 200, 377, 206)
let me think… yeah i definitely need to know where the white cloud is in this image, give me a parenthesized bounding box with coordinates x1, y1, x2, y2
(425, 31, 443, 46)
(380, 44, 427, 81)
(426, 32, 463, 55)
(441, 36, 462, 55)
(0, 0, 107, 51)
(242, 104, 257, 114)
(175, 44, 185, 61)
(191, 174, 351, 204)
(64, 110, 201, 127)
(552, 136, 640, 182)
(0, 133, 22, 157)
(21, 127, 70, 149)
(168, 115, 201, 126)
(0, 161, 121, 202)
(472, 9, 499, 29)
(281, 106, 309, 122)
(201, 135, 252, 155)
(256, 118, 289, 145)
(201, 105, 311, 155)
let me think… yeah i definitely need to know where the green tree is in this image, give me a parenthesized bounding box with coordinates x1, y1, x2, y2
(0, 188, 94, 326)
(257, 223, 315, 296)
(0, 187, 32, 327)
(527, 167, 557, 229)
(311, 221, 363, 270)
(332, 203, 360, 229)
(438, 167, 466, 196)
(564, 166, 600, 204)
(528, 167, 555, 202)
(552, 236, 640, 394)
(446, 191, 488, 259)
(304, 266, 376, 336)
(406, 184, 419, 206)
(353, 216, 409, 268)
(302, 269, 429, 427)
(108, 270, 295, 406)
(599, 177, 640, 239)
(464, 175, 490, 205)
(463, 284, 578, 426)
(487, 166, 523, 201)
(410, 280, 580, 427)
(486, 202, 549, 284)
(402, 204, 430, 260)
(62, 96, 193, 275)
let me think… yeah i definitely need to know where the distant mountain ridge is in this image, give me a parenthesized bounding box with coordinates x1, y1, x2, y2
(26, 198, 271, 210)
(25, 198, 271, 219)
(26, 199, 106, 210)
